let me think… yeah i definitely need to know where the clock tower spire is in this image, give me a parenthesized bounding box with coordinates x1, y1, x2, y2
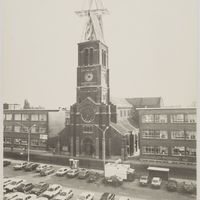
(69, 0, 115, 159)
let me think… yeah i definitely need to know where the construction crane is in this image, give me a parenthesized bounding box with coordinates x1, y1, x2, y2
(75, 0, 109, 42)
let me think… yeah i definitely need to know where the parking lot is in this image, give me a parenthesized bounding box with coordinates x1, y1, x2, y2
(4, 159, 196, 200)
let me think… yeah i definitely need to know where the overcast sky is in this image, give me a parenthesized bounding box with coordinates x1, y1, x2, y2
(3, 0, 197, 109)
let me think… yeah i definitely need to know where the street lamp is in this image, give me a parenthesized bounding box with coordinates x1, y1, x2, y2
(15, 122, 36, 162)
(94, 125, 109, 173)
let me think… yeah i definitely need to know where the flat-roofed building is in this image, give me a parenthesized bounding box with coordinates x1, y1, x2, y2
(137, 107, 197, 163)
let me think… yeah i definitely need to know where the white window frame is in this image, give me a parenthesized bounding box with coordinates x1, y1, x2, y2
(185, 114, 196, 123)
(185, 131, 196, 140)
(142, 115, 154, 123)
(31, 114, 39, 121)
(172, 146, 185, 156)
(154, 114, 167, 123)
(22, 114, 29, 121)
(14, 126, 21, 133)
(171, 131, 185, 140)
(14, 114, 21, 121)
(170, 114, 184, 123)
(6, 114, 12, 120)
(186, 147, 196, 157)
(39, 114, 47, 121)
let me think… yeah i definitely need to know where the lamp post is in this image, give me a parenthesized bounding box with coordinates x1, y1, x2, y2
(15, 122, 36, 162)
(94, 125, 109, 173)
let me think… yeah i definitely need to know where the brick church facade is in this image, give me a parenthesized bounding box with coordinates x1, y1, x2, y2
(66, 2, 139, 160)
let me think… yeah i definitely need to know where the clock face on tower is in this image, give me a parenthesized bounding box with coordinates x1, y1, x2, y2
(84, 72, 93, 82)
(81, 106, 95, 123)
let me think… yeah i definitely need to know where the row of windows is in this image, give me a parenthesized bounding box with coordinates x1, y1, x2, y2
(4, 114, 47, 121)
(4, 125, 47, 133)
(81, 48, 107, 67)
(142, 114, 196, 123)
(120, 109, 132, 118)
(142, 146, 196, 157)
(4, 138, 47, 147)
(142, 130, 196, 140)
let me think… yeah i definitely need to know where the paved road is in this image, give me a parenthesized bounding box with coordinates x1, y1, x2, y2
(4, 159, 196, 200)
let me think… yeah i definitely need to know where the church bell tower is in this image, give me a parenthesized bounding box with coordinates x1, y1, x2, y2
(69, 0, 116, 159)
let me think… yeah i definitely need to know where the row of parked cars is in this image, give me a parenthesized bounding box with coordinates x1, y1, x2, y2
(139, 175, 196, 194)
(4, 177, 131, 200)
(12, 160, 101, 181)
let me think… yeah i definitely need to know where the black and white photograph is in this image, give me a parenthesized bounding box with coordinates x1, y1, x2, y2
(2, 0, 198, 200)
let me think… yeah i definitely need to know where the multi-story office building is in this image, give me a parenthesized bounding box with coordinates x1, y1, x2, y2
(3, 107, 65, 150)
(137, 107, 196, 163)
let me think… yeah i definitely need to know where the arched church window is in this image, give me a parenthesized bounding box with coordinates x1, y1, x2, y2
(84, 48, 89, 66)
(89, 48, 94, 65)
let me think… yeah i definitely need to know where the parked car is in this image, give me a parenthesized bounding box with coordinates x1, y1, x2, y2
(87, 172, 100, 183)
(4, 178, 14, 187)
(103, 176, 123, 187)
(3, 192, 23, 200)
(29, 182, 49, 196)
(11, 192, 27, 200)
(166, 179, 178, 192)
(36, 164, 48, 173)
(139, 175, 149, 186)
(23, 194, 37, 200)
(4, 179, 25, 192)
(40, 166, 55, 176)
(151, 177, 162, 188)
(42, 184, 62, 199)
(67, 169, 79, 178)
(15, 182, 34, 193)
(52, 188, 73, 200)
(24, 163, 39, 171)
(182, 181, 196, 194)
(56, 167, 69, 176)
(13, 162, 28, 170)
(100, 192, 115, 200)
(77, 192, 94, 200)
(78, 169, 90, 179)
(4, 160, 11, 167)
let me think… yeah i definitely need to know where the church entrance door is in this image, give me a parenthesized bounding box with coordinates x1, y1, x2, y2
(82, 137, 95, 157)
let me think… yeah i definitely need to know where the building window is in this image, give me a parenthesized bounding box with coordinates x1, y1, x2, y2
(6, 114, 12, 120)
(172, 146, 185, 156)
(20, 139, 28, 145)
(186, 148, 196, 157)
(142, 146, 168, 155)
(31, 114, 39, 121)
(39, 127, 46, 133)
(186, 131, 196, 140)
(14, 126, 21, 133)
(83, 125, 93, 133)
(84, 48, 89, 66)
(124, 110, 126, 116)
(4, 125, 13, 132)
(89, 48, 94, 65)
(39, 114, 47, 121)
(142, 130, 168, 139)
(31, 126, 38, 133)
(170, 114, 184, 123)
(14, 138, 21, 145)
(142, 115, 154, 123)
(22, 114, 29, 121)
(171, 131, 185, 140)
(4, 138, 12, 144)
(154, 115, 167, 123)
(39, 139, 47, 147)
(120, 110, 123, 117)
(185, 114, 196, 123)
(14, 114, 21, 121)
(31, 139, 39, 146)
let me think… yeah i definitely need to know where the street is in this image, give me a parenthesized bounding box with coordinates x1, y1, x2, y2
(3, 159, 196, 200)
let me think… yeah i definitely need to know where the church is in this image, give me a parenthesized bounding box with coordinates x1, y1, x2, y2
(66, 0, 139, 160)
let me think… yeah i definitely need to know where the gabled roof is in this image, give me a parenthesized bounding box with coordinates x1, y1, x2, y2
(126, 97, 163, 108)
(110, 119, 138, 136)
(110, 97, 132, 108)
